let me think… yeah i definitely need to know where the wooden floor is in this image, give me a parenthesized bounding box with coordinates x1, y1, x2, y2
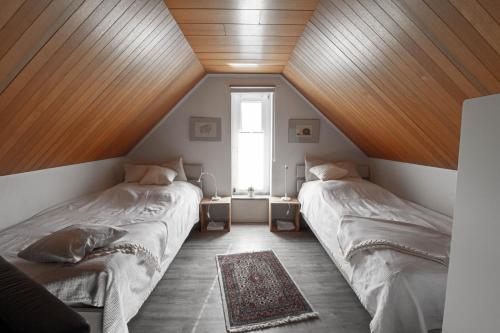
(128, 223, 372, 333)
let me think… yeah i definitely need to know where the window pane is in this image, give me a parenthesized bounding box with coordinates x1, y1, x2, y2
(240, 101, 262, 131)
(231, 91, 272, 195)
(237, 132, 264, 190)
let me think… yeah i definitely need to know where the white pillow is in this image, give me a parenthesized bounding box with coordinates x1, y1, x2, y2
(139, 166, 177, 185)
(124, 164, 149, 182)
(305, 155, 361, 181)
(18, 224, 127, 263)
(304, 155, 327, 181)
(309, 163, 348, 181)
(162, 157, 187, 181)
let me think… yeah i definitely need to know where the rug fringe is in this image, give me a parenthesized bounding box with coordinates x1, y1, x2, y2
(227, 312, 320, 333)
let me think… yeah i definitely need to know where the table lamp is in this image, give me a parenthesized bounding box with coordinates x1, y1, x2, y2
(197, 172, 221, 201)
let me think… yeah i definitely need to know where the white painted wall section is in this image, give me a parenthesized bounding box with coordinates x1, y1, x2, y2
(369, 158, 457, 216)
(128, 74, 367, 222)
(0, 157, 125, 230)
(443, 94, 500, 332)
(129, 75, 367, 197)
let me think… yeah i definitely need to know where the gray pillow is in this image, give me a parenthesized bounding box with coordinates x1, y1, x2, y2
(18, 224, 127, 263)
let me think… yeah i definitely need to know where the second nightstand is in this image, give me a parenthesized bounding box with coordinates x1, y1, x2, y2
(268, 197, 301, 232)
(199, 197, 231, 232)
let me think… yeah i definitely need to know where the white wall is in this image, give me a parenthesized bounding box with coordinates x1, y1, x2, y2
(0, 157, 125, 231)
(129, 74, 367, 222)
(369, 158, 457, 216)
(129, 74, 367, 197)
(443, 94, 500, 332)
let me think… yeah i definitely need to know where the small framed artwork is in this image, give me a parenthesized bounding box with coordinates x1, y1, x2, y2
(288, 119, 320, 143)
(190, 117, 221, 141)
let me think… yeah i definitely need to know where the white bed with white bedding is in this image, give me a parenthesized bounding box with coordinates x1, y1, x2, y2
(298, 178, 452, 333)
(0, 180, 202, 333)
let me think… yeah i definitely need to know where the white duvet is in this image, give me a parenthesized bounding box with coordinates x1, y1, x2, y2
(298, 179, 452, 333)
(0, 181, 202, 333)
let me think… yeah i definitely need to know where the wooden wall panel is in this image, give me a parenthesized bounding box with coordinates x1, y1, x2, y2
(0, 0, 205, 175)
(283, 0, 500, 169)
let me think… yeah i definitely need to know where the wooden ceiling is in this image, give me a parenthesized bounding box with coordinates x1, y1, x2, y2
(165, 0, 319, 73)
(164, 0, 499, 168)
(0, 0, 204, 176)
(283, 0, 500, 169)
(1, 0, 499, 176)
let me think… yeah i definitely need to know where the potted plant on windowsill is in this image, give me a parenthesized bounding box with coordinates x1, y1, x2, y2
(247, 186, 255, 198)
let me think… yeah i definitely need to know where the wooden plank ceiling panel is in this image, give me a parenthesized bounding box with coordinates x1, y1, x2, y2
(203, 65, 285, 73)
(164, 0, 319, 10)
(1, 0, 499, 176)
(196, 52, 290, 60)
(224, 24, 306, 36)
(0, 1, 26, 30)
(0, 0, 205, 175)
(283, 0, 500, 169)
(16, 4, 182, 170)
(166, 0, 319, 73)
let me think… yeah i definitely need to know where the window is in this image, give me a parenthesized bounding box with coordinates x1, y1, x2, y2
(231, 91, 273, 195)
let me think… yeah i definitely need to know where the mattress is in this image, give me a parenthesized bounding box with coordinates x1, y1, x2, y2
(0, 181, 202, 333)
(298, 179, 452, 333)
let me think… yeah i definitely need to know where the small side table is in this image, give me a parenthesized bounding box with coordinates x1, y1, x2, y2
(199, 197, 231, 232)
(268, 197, 301, 232)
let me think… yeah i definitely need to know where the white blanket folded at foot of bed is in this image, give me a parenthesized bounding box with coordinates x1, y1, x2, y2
(338, 215, 450, 266)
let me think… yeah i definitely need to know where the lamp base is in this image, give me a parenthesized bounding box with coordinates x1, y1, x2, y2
(280, 196, 291, 201)
(211, 196, 221, 201)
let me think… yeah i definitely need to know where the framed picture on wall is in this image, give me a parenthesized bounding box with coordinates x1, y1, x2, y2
(288, 119, 320, 143)
(190, 117, 221, 141)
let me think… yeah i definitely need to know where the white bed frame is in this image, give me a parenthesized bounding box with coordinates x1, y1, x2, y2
(74, 163, 203, 333)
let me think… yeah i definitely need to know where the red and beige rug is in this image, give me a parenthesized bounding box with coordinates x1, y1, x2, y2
(216, 250, 319, 332)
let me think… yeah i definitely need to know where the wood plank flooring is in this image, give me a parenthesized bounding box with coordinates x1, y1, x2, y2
(128, 223, 371, 333)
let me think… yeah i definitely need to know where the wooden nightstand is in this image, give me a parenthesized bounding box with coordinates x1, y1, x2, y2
(268, 197, 301, 232)
(199, 197, 231, 232)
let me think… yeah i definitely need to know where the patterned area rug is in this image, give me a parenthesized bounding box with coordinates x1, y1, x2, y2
(216, 250, 319, 332)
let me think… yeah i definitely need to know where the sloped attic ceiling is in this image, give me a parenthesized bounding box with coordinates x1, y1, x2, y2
(0, 0, 204, 176)
(166, 0, 319, 73)
(0, 0, 499, 176)
(284, 0, 500, 169)
(167, 0, 500, 169)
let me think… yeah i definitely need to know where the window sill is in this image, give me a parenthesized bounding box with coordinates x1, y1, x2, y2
(232, 194, 269, 200)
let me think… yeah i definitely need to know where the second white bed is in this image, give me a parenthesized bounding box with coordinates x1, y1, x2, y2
(299, 179, 452, 333)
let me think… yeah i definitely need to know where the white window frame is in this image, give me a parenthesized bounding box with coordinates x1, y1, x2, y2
(231, 91, 274, 195)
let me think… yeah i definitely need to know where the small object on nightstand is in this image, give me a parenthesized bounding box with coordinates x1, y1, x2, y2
(206, 221, 226, 231)
(276, 220, 295, 231)
(199, 197, 231, 232)
(268, 197, 301, 232)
